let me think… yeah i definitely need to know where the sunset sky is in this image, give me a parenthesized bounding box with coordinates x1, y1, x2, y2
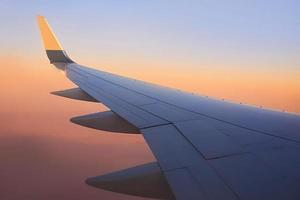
(1, 0, 300, 112)
(0, 1, 299, 199)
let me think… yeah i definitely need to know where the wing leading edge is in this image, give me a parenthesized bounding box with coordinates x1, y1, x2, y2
(37, 16, 300, 200)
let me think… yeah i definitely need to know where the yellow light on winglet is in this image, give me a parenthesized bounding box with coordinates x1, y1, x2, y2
(37, 16, 63, 50)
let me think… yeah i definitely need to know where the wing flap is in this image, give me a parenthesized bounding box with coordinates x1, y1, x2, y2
(209, 153, 288, 200)
(164, 168, 208, 200)
(175, 119, 244, 159)
(140, 102, 204, 122)
(142, 124, 238, 200)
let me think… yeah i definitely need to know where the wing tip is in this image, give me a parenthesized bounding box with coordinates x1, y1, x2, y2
(37, 15, 63, 51)
(37, 15, 74, 64)
(36, 15, 45, 19)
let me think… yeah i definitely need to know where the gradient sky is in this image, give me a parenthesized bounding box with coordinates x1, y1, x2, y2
(0, 1, 300, 199)
(1, 0, 300, 112)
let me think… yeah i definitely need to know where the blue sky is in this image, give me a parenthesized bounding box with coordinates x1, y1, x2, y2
(1, 0, 299, 71)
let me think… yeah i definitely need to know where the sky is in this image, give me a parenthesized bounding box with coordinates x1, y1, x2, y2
(1, 0, 300, 112)
(0, 0, 299, 199)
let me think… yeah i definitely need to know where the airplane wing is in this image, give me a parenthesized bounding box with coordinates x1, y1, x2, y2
(37, 16, 300, 200)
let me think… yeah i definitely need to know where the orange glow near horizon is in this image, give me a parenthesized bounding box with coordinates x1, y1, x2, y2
(1, 54, 299, 115)
(89, 61, 300, 114)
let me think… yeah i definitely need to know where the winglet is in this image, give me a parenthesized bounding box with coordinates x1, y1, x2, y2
(37, 16, 74, 64)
